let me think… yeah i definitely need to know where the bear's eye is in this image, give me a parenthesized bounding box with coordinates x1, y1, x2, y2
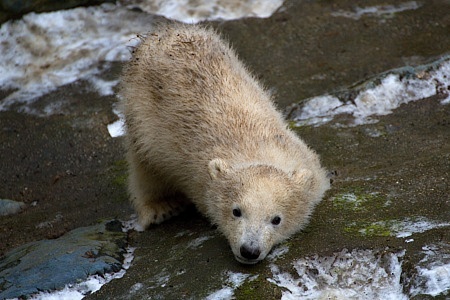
(271, 216, 281, 225)
(232, 208, 242, 217)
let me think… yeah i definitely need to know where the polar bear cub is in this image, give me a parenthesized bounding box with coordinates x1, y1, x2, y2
(121, 23, 330, 264)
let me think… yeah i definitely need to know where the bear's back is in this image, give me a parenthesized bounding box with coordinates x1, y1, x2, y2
(122, 24, 288, 159)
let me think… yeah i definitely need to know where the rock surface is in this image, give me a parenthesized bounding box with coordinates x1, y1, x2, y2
(0, 0, 449, 299)
(86, 85, 450, 300)
(0, 220, 126, 299)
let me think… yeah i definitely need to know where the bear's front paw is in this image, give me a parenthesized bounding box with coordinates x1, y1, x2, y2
(137, 201, 186, 229)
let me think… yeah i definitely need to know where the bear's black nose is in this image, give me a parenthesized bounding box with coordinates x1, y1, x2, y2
(240, 245, 261, 260)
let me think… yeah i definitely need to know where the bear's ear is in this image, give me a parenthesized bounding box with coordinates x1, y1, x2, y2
(291, 169, 313, 187)
(208, 158, 229, 180)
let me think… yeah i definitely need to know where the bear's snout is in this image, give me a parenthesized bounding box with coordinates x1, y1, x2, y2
(240, 244, 261, 261)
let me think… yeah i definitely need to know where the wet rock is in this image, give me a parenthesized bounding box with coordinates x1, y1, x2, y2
(86, 210, 267, 300)
(87, 67, 450, 299)
(0, 0, 449, 298)
(0, 220, 126, 299)
(0, 199, 25, 216)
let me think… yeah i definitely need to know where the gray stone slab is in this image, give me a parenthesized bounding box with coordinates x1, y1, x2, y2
(0, 220, 126, 299)
(0, 199, 25, 216)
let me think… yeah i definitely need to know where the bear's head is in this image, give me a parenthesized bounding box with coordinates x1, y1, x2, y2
(206, 158, 327, 264)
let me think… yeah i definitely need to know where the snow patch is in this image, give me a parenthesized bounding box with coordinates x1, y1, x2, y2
(393, 218, 450, 238)
(187, 235, 213, 249)
(175, 230, 194, 238)
(206, 271, 257, 300)
(89, 76, 119, 97)
(0, 3, 152, 114)
(122, 215, 144, 232)
(355, 217, 450, 238)
(290, 58, 450, 127)
(35, 213, 63, 229)
(268, 249, 407, 300)
(410, 243, 450, 297)
(28, 246, 135, 300)
(267, 244, 289, 261)
(107, 107, 126, 138)
(129, 282, 144, 294)
(107, 119, 126, 138)
(415, 264, 450, 296)
(331, 1, 421, 20)
(124, 0, 284, 23)
(0, 1, 285, 116)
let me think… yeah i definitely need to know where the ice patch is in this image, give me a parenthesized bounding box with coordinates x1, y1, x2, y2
(89, 76, 120, 97)
(139, 270, 172, 290)
(206, 271, 257, 300)
(393, 218, 450, 238)
(415, 264, 450, 296)
(175, 230, 194, 237)
(129, 282, 144, 294)
(267, 244, 289, 261)
(206, 287, 234, 300)
(410, 243, 450, 297)
(268, 249, 407, 300)
(27, 246, 135, 300)
(354, 217, 450, 238)
(154, 273, 170, 288)
(290, 57, 450, 127)
(0, 3, 152, 114)
(331, 1, 421, 20)
(122, 215, 144, 232)
(187, 235, 213, 249)
(27, 278, 99, 300)
(292, 95, 352, 127)
(107, 107, 126, 138)
(125, 0, 284, 23)
(122, 247, 136, 270)
(107, 119, 126, 138)
(35, 213, 63, 229)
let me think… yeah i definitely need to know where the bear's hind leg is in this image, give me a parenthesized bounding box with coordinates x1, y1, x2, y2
(127, 152, 189, 229)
